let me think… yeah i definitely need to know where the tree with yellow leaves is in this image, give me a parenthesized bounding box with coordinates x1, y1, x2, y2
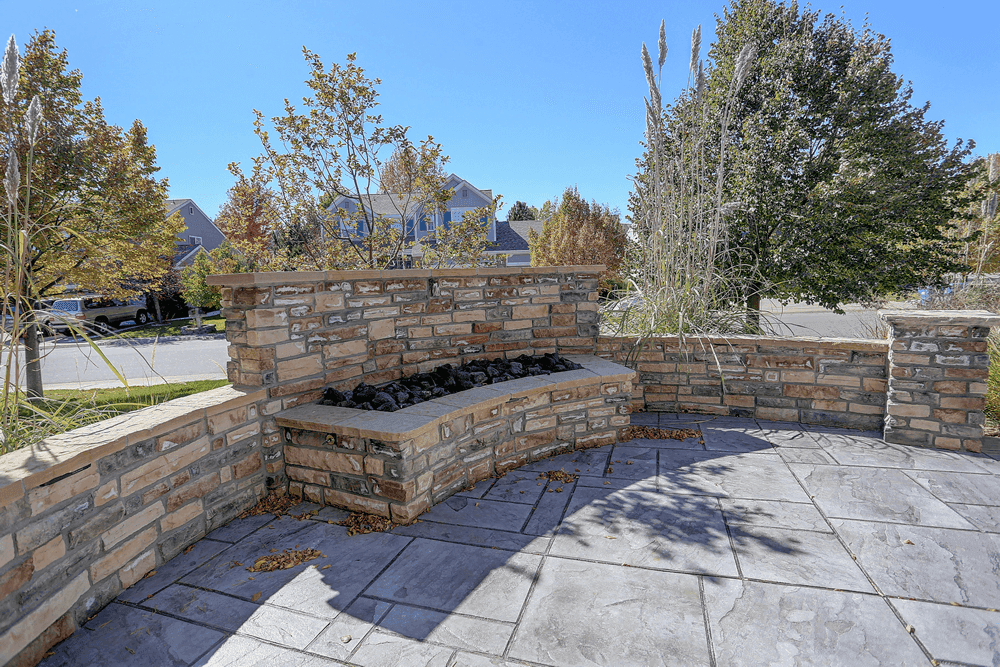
(528, 187, 628, 287)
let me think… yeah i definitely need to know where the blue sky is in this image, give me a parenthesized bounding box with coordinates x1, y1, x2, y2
(7, 1, 999, 220)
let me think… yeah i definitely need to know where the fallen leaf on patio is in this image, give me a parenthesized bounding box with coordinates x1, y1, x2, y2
(950, 602, 961, 606)
(341, 635, 352, 643)
(851, 555, 857, 560)
(555, 487, 563, 493)
(905, 624, 915, 634)
(606, 536, 617, 540)
(603, 481, 611, 485)
(575, 469, 580, 472)
(251, 592, 261, 602)
(903, 539, 914, 545)
(335, 512, 400, 537)
(622, 426, 700, 441)
(126, 647, 135, 655)
(475, 502, 479, 506)
(248, 548, 325, 572)
(321, 564, 331, 570)
(184, 545, 195, 555)
(626, 461, 634, 465)
(143, 570, 157, 579)
(270, 549, 278, 553)
(547, 489, 553, 493)
(520, 490, 525, 494)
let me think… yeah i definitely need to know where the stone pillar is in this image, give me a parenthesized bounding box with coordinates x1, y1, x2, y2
(880, 310, 999, 452)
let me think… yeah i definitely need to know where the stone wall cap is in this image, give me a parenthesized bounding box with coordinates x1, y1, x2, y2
(208, 265, 608, 287)
(878, 309, 1000, 327)
(274, 355, 633, 438)
(597, 335, 889, 351)
(0, 384, 260, 492)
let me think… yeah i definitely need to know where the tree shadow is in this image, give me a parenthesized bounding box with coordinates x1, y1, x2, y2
(41, 417, 953, 665)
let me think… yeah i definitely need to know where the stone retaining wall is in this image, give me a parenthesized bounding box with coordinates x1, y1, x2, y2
(0, 386, 271, 666)
(274, 356, 633, 522)
(598, 335, 890, 431)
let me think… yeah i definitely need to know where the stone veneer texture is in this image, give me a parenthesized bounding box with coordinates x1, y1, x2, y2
(0, 386, 273, 666)
(274, 356, 633, 522)
(598, 335, 890, 430)
(881, 310, 1000, 453)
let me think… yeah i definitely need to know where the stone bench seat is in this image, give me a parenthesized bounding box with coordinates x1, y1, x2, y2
(275, 355, 635, 522)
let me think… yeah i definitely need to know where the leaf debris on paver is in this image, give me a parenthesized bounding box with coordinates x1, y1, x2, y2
(335, 512, 400, 537)
(622, 426, 701, 441)
(537, 469, 578, 484)
(247, 548, 325, 572)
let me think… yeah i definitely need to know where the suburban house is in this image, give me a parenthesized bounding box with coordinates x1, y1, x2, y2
(326, 174, 538, 266)
(165, 198, 227, 268)
(494, 219, 543, 267)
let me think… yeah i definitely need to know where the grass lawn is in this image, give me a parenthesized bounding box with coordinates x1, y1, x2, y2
(111, 316, 226, 339)
(2, 380, 231, 454)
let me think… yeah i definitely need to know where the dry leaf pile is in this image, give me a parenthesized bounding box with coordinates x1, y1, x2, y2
(247, 548, 325, 572)
(238, 492, 297, 519)
(623, 426, 700, 441)
(335, 512, 399, 537)
(537, 470, 579, 484)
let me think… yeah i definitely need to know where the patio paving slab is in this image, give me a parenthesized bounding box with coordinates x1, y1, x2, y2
(719, 498, 831, 532)
(552, 485, 738, 575)
(790, 464, 977, 529)
(833, 519, 1000, 607)
(508, 557, 710, 667)
(363, 539, 541, 622)
(905, 468, 1000, 506)
(42, 602, 224, 667)
(378, 604, 514, 654)
(703, 579, 931, 666)
(729, 524, 875, 592)
(37, 416, 1000, 666)
(889, 598, 1000, 666)
(303, 596, 392, 661)
(420, 495, 534, 532)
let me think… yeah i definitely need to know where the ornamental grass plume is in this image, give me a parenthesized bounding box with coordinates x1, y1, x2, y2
(1, 35, 18, 104)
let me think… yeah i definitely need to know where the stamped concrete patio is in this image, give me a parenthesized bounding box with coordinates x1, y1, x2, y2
(38, 414, 1000, 667)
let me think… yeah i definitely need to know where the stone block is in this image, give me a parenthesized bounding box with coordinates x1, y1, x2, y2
(90, 526, 157, 584)
(27, 467, 99, 517)
(160, 500, 203, 533)
(0, 570, 88, 665)
(167, 473, 220, 512)
(102, 501, 164, 549)
(119, 438, 211, 498)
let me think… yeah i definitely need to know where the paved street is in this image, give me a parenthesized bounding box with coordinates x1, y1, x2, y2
(0, 337, 229, 390)
(39, 416, 1000, 666)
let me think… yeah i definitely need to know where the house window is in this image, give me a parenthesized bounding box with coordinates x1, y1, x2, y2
(190, 236, 202, 246)
(462, 189, 468, 198)
(189, 206, 194, 215)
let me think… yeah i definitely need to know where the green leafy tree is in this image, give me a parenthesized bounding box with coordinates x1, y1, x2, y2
(528, 187, 628, 287)
(252, 50, 452, 269)
(695, 0, 977, 317)
(1, 30, 181, 397)
(507, 200, 535, 221)
(179, 251, 220, 329)
(418, 196, 501, 268)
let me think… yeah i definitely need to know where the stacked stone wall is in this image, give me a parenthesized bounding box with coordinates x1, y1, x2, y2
(0, 386, 271, 665)
(598, 335, 889, 430)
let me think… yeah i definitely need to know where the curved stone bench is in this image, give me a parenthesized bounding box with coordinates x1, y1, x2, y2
(275, 355, 635, 522)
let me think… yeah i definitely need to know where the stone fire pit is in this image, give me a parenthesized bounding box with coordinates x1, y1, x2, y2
(275, 355, 634, 522)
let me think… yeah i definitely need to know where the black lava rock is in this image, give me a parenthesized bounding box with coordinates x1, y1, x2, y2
(320, 352, 584, 412)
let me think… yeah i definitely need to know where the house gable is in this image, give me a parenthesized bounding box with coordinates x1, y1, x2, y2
(165, 199, 227, 253)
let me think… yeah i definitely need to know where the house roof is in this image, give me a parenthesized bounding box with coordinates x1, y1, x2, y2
(494, 219, 543, 252)
(330, 193, 423, 219)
